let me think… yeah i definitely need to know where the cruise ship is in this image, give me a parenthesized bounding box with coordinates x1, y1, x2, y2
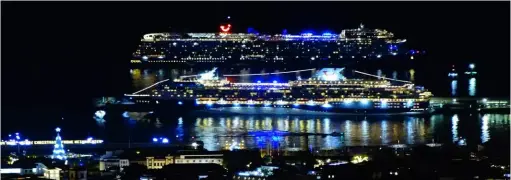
(131, 23, 424, 67)
(125, 68, 433, 114)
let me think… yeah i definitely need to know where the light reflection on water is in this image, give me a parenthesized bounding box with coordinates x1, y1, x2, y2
(469, 77, 477, 96)
(190, 115, 427, 150)
(126, 114, 503, 151)
(452, 114, 459, 142)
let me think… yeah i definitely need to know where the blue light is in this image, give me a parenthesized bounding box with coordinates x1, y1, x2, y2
(282, 29, 288, 35)
(152, 138, 158, 142)
(293, 103, 300, 107)
(233, 102, 240, 107)
(87, 137, 93, 141)
(247, 27, 254, 33)
(307, 100, 315, 106)
(469, 63, 475, 69)
(322, 31, 334, 36)
(8, 134, 11, 137)
(264, 102, 271, 107)
(178, 101, 183, 105)
(257, 80, 261, 83)
(272, 136, 280, 141)
(162, 138, 169, 144)
(301, 30, 315, 36)
(15, 132, 19, 136)
(16, 135, 20, 140)
(360, 99, 370, 105)
(406, 100, 414, 108)
(343, 99, 353, 104)
(381, 100, 388, 109)
(273, 80, 278, 84)
(238, 172, 251, 176)
(322, 103, 333, 108)
(122, 111, 129, 118)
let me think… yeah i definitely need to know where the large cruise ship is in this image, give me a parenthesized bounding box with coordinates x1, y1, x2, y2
(125, 68, 433, 114)
(131, 23, 424, 67)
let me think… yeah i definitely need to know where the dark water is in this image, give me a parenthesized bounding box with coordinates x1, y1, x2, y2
(5, 111, 510, 151)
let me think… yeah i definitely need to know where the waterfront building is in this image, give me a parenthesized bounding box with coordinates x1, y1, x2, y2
(99, 150, 140, 172)
(146, 154, 223, 169)
(0, 162, 62, 180)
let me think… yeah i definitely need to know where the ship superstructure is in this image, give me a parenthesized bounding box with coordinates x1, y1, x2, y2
(127, 68, 433, 114)
(131, 23, 423, 65)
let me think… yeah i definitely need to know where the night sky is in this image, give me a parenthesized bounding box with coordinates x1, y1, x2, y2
(2, 2, 510, 124)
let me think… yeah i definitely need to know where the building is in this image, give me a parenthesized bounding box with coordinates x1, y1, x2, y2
(1, 162, 62, 180)
(99, 150, 132, 172)
(146, 156, 173, 169)
(68, 167, 87, 180)
(43, 167, 62, 180)
(146, 154, 224, 169)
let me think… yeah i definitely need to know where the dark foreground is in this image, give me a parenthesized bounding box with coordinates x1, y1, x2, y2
(2, 136, 509, 180)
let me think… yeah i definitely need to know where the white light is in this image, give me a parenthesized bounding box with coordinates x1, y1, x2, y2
(469, 63, 475, 69)
(55, 127, 61, 132)
(1, 168, 21, 174)
(162, 138, 169, 144)
(322, 103, 332, 108)
(360, 99, 369, 105)
(191, 142, 198, 148)
(482, 98, 488, 103)
(94, 110, 106, 119)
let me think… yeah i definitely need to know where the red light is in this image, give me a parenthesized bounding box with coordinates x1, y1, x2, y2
(220, 24, 231, 32)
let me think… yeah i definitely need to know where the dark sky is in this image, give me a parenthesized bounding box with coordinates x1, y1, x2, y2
(2, 2, 510, 115)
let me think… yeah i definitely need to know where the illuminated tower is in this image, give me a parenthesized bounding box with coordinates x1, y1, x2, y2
(51, 127, 67, 160)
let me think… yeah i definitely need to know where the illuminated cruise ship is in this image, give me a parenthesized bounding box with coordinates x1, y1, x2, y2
(131, 22, 423, 66)
(126, 68, 433, 114)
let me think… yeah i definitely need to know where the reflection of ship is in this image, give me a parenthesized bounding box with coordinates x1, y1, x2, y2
(126, 67, 433, 114)
(244, 130, 344, 137)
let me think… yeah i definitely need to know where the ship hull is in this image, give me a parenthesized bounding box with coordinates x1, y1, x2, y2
(123, 98, 430, 115)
